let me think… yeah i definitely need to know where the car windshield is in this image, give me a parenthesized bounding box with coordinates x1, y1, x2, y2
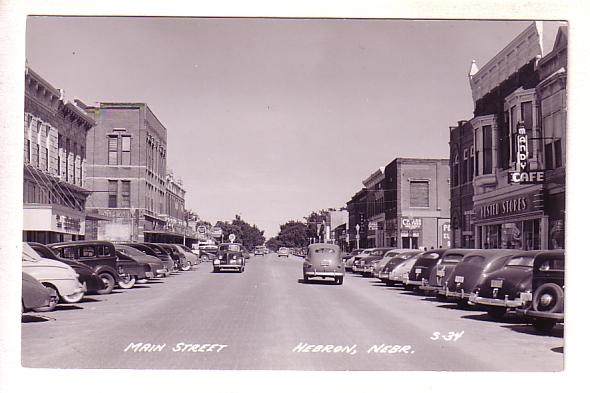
(384, 251, 399, 257)
(279, 248, 288, 252)
(507, 256, 535, 267)
(314, 248, 336, 254)
(221, 244, 241, 252)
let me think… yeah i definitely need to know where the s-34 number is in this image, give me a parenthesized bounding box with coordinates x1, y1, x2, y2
(430, 331, 464, 342)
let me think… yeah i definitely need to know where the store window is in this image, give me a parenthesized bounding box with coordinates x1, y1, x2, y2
(523, 219, 540, 250)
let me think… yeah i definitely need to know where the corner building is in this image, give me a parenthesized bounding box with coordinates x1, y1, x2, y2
(83, 102, 172, 242)
(451, 22, 566, 250)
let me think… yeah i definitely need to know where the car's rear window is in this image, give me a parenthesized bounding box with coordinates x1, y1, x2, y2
(538, 257, 565, 271)
(314, 248, 336, 254)
(507, 256, 535, 267)
(441, 254, 464, 264)
(370, 250, 385, 256)
(462, 255, 486, 267)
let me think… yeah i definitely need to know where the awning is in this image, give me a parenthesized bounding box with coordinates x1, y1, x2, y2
(85, 212, 112, 221)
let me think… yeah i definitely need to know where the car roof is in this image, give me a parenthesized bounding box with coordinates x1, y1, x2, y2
(308, 243, 340, 251)
(48, 240, 114, 247)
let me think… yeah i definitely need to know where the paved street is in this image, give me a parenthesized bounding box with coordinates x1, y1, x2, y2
(22, 253, 563, 371)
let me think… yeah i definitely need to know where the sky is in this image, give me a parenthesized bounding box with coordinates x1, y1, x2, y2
(26, 17, 546, 237)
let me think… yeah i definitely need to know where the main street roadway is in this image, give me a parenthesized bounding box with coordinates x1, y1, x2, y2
(21, 252, 563, 371)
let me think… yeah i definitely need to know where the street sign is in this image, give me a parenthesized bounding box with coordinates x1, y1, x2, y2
(228, 233, 236, 242)
(197, 225, 207, 234)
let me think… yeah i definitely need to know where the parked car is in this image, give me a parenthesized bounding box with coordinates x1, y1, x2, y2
(388, 252, 423, 287)
(29, 242, 106, 296)
(213, 243, 249, 272)
(441, 249, 515, 306)
(352, 248, 376, 273)
(303, 243, 344, 285)
(22, 243, 85, 311)
(278, 247, 290, 258)
(119, 242, 173, 276)
(198, 244, 219, 263)
(172, 244, 200, 270)
(115, 244, 167, 279)
(49, 240, 122, 295)
(372, 249, 414, 278)
(469, 250, 541, 318)
(379, 250, 422, 284)
(344, 249, 366, 271)
(152, 243, 188, 272)
(358, 248, 395, 277)
(404, 249, 447, 290)
(21, 272, 52, 313)
(516, 250, 565, 332)
(114, 250, 154, 289)
(419, 249, 475, 295)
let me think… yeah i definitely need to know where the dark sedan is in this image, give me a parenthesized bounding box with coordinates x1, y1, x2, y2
(441, 249, 515, 306)
(516, 250, 565, 332)
(469, 250, 541, 318)
(378, 250, 423, 285)
(213, 243, 249, 273)
(358, 247, 395, 277)
(418, 249, 476, 295)
(404, 249, 446, 290)
(115, 244, 167, 278)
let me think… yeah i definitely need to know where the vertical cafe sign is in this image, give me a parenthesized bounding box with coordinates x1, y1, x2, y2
(509, 121, 545, 184)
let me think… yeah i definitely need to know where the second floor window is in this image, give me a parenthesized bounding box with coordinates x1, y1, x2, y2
(121, 180, 131, 208)
(410, 180, 429, 208)
(121, 136, 131, 165)
(483, 125, 493, 175)
(108, 136, 118, 165)
(108, 180, 118, 208)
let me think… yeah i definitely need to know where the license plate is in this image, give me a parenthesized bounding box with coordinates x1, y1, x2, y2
(455, 275, 464, 283)
(491, 279, 503, 288)
(520, 292, 533, 302)
(415, 268, 422, 274)
(436, 269, 445, 277)
(321, 262, 330, 266)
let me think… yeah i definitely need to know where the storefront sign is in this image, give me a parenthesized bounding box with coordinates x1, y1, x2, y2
(400, 217, 422, 230)
(475, 192, 543, 220)
(508, 171, 545, 184)
(211, 227, 222, 237)
(197, 225, 207, 234)
(368, 222, 378, 230)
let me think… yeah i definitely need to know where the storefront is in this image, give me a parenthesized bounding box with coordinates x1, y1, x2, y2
(399, 217, 422, 249)
(23, 204, 86, 244)
(473, 189, 546, 250)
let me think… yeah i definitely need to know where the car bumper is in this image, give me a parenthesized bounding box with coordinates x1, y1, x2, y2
(304, 271, 344, 278)
(440, 287, 470, 300)
(419, 284, 443, 292)
(404, 279, 423, 286)
(469, 292, 523, 308)
(515, 308, 564, 321)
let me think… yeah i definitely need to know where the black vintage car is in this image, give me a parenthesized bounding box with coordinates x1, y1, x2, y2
(119, 242, 174, 275)
(153, 243, 189, 271)
(404, 249, 446, 291)
(28, 242, 106, 297)
(115, 244, 167, 278)
(213, 243, 249, 273)
(469, 250, 541, 318)
(442, 249, 515, 306)
(419, 249, 477, 295)
(49, 241, 123, 295)
(516, 250, 565, 332)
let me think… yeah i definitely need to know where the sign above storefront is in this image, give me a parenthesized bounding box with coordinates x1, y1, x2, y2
(400, 217, 422, 230)
(475, 191, 543, 221)
(516, 122, 529, 172)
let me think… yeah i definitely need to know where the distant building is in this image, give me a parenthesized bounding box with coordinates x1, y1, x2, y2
(450, 22, 566, 250)
(348, 158, 450, 250)
(23, 67, 96, 243)
(83, 102, 194, 243)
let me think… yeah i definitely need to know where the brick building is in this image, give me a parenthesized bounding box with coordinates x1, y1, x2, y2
(23, 67, 96, 243)
(450, 22, 566, 250)
(83, 102, 191, 243)
(348, 158, 450, 250)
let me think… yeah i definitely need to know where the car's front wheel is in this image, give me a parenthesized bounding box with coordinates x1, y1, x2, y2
(117, 274, 136, 289)
(335, 277, 343, 285)
(61, 290, 84, 304)
(97, 273, 116, 294)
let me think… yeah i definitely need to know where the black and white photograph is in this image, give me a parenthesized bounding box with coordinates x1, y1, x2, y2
(1, 1, 588, 392)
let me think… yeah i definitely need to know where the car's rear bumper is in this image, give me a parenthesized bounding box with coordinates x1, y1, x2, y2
(440, 288, 470, 300)
(304, 271, 344, 278)
(404, 279, 423, 286)
(469, 293, 523, 308)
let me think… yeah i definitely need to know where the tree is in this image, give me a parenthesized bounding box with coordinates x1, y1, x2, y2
(215, 215, 265, 251)
(269, 221, 309, 249)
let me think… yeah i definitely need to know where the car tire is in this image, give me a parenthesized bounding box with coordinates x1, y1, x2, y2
(61, 290, 84, 304)
(532, 319, 557, 333)
(336, 277, 343, 285)
(96, 273, 116, 295)
(532, 283, 564, 314)
(117, 275, 136, 289)
(303, 275, 309, 283)
(33, 284, 59, 312)
(487, 307, 507, 319)
(181, 262, 191, 271)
